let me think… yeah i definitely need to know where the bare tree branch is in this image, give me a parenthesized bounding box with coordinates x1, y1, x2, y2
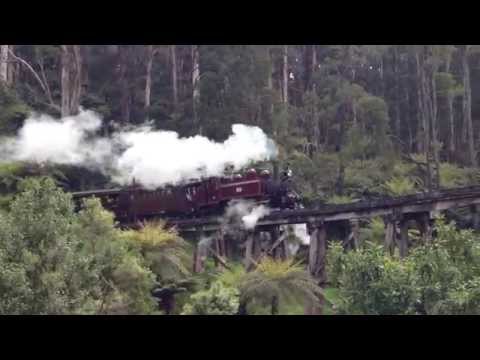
(37, 57, 56, 108)
(8, 48, 60, 112)
(8, 48, 47, 93)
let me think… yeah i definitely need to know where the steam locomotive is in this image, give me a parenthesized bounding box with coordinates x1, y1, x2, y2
(72, 167, 300, 222)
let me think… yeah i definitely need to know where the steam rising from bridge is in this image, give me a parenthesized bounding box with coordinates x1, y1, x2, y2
(0, 110, 278, 188)
(223, 200, 271, 230)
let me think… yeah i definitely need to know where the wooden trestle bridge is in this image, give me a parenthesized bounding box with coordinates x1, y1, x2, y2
(163, 185, 480, 309)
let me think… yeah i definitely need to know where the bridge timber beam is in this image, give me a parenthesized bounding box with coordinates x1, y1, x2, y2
(171, 186, 480, 233)
(306, 220, 327, 315)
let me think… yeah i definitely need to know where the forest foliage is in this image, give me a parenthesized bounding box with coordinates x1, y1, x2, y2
(2, 45, 480, 314)
(327, 217, 480, 315)
(1, 45, 480, 198)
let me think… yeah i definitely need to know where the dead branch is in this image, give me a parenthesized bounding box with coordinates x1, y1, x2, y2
(37, 57, 55, 107)
(8, 48, 47, 93)
(8, 48, 60, 111)
(207, 247, 231, 270)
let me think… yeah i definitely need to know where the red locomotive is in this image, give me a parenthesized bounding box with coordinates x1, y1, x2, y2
(72, 168, 299, 223)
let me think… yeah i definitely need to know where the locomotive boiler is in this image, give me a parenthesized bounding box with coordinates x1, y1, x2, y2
(72, 168, 300, 223)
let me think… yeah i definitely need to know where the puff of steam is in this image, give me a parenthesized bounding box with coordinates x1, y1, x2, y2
(293, 224, 310, 245)
(114, 124, 277, 188)
(241, 205, 270, 230)
(223, 200, 271, 230)
(224, 199, 254, 220)
(0, 109, 278, 190)
(0, 110, 111, 167)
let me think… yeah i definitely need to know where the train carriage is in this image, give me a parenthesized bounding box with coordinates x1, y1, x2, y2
(72, 168, 299, 222)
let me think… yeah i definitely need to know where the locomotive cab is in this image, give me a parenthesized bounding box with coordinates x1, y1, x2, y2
(266, 166, 299, 209)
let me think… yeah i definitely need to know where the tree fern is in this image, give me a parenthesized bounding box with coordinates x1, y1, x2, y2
(239, 258, 322, 315)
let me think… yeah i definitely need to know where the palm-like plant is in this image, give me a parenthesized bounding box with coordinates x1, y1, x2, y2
(360, 217, 385, 245)
(123, 221, 192, 314)
(124, 220, 191, 281)
(439, 162, 470, 188)
(238, 258, 322, 315)
(327, 194, 357, 205)
(382, 176, 417, 196)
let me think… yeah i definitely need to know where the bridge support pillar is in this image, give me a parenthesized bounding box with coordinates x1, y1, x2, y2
(270, 226, 288, 260)
(306, 221, 327, 315)
(384, 216, 396, 256)
(269, 227, 279, 259)
(398, 219, 409, 259)
(343, 219, 360, 250)
(193, 243, 207, 273)
(418, 212, 433, 244)
(244, 231, 258, 271)
(281, 227, 291, 259)
(213, 229, 227, 270)
(252, 231, 264, 263)
(471, 205, 480, 231)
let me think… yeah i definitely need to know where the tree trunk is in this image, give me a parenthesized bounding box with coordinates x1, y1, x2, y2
(244, 232, 255, 271)
(306, 222, 327, 315)
(311, 43, 318, 153)
(237, 299, 248, 315)
(170, 45, 178, 107)
(61, 45, 82, 117)
(379, 54, 385, 97)
(118, 45, 131, 124)
(71, 45, 82, 113)
(445, 54, 456, 162)
(384, 217, 396, 256)
(304, 45, 317, 92)
(144, 45, 154, 111)
(266, 47, 275, 135)
(271, 295, 279, 315)
(398, 220, 409, 259)
(160, 292, 176, 315)
(415, 50, 425, 154)
(60, 47, 70, 116)
(7, 45, 15, 85)
(0, 45, 9, 85)
(461, 45, 476, 166)
(446, 90, 455, 162)
(393, 46, 401, 139)
(192, 45, 200, 131)
(406, 54, 415, 152)
(352, 100, 357, 126)
(422, 45, 440, 189)
(282, 45, 288, 104)
(416, 47, 433, 190)
(423, 73, 433, 191)
(430, 63, 440, 188)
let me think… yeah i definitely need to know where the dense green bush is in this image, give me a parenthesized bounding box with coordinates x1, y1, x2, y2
(0, 177, 161, 314)
(0, 85, 30, 134)
(181, 281, 240, 315)
(327, 217, 480, 315)
(327, 243, 418, 315)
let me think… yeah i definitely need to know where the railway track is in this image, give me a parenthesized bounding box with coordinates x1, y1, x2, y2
(167, 185, 480, 232)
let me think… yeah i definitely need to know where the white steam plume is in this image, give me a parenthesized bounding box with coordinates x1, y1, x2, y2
(223, 199, 271, 230)
(275, 224, 310, 256)
(0, 110, 278, 188)
(242, 205, 270, 230)
(0, 110, 112, 168)
(113, 122, 277, 188)
(197, 236, 213, 259)
(292, 224, 310, 245)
